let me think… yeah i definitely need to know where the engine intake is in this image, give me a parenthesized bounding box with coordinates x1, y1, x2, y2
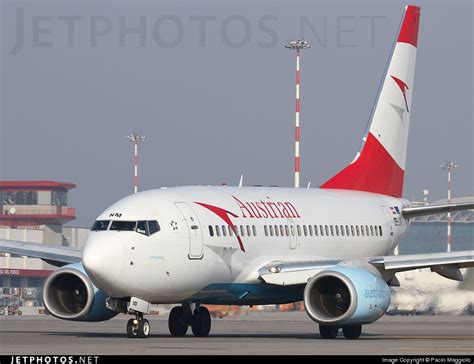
(304, 266, 390, 325)
(43, 264, 118, 322)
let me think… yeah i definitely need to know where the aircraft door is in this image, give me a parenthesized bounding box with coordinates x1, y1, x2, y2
(380, 206, 395, 252)
(175, 202, 204, 259)
(288, 219, 297, 249)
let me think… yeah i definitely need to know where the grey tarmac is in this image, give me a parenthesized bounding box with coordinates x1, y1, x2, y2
(1, 312, 473, 355)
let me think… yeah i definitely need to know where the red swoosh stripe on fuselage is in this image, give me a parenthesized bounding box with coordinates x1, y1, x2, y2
(194, 201, 246, 252)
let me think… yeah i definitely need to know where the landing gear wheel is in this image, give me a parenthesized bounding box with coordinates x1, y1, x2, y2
(138, 318, 150, 338)
(191, 307, 211, 337)
(169, 306, 188, 337)
(342, 324, 362, 339)
(126, 318, 138, 338)
(319, 325, 339, 339)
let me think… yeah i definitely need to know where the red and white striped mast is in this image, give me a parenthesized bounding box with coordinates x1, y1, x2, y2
(125, 132, 146, 194)
(440, 161, 459, 252)
(285, 39, 311, 188)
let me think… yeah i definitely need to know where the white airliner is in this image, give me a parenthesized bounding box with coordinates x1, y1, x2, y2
(1, 5, 473, 340)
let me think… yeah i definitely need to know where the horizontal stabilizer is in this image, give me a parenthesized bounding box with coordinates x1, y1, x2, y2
(370, 250, 474, 272)
(402, 202, 474, 219)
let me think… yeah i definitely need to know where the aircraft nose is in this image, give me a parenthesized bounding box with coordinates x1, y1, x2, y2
(82, 234, 124, 292)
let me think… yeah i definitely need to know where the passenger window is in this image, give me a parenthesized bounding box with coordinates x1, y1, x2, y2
(314, 225, 319, 236)
(330, 225, 334, 236)
(345, 225, 350, 236)
(370, 226, 374, 236)
(234, 226, 239, 236)
(275, 225, 280, 237)
(379, 226, 383, 236)
(285, 225, 289, 236)
(215, 225, 221, 237)
(269, 225, 274, 237)
(303, 225, 307, 236)
(374, 226, 378, 236)
(240, 225, 245, 237)
(228, 226, 233, 236)
(208, 225, 214, 237)
(335, 225, 339, 236)
(325, 225, 329, 236)
(356, 226, 360, 236)
(308, 225, 313, 236)
(340, 225, 344, 236)
(264, 225, 268, 236)
(222, 225, 227, 237)
(148, 221, 160, 235)
(91, 220, 110, 231)
(366, 226, 370, 236)
(297, 225, 301, 237)
(290, 225, 295, 236)
(279, 225, 284, 236)
(136, 220, 148, 235)
(350, 225, 355, 236)
(252, 225, 257, 236)
(247, 225, 251, 236)
(361, 225, 365, 236)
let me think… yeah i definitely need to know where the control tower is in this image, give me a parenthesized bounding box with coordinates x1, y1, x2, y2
(0, 181, 86, 301)
(0, 181, 76, 229)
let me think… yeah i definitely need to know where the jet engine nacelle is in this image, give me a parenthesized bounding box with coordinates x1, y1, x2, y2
(43, 263, 118, 322)
(304, 266, 391, 325)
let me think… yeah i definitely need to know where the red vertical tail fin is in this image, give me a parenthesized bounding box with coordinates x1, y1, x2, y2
(321, 5, 420, 197)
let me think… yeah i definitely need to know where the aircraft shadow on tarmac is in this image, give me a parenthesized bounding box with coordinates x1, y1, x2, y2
(8, 330, 472, 341)
(35, 331, 382, 340)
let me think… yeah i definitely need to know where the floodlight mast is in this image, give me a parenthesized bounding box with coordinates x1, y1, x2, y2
(285, 40, 311, 188)
(125, 132, 146, 194)
(440, 161, 459, 252)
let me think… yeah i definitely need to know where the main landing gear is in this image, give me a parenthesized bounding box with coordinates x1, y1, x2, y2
(123, 298, 210, 339)
(127, 312, 150, 338)
(319, 324, 362, 340)
(168, 303, 211, 337)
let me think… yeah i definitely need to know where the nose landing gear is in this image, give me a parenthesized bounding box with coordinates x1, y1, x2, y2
(124, 297, 153, 338)
(168, 303, 211, 337)
(126, 312, 150, 338)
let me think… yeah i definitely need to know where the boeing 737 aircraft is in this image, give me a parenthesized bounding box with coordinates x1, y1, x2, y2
(1, 5, 473, 340)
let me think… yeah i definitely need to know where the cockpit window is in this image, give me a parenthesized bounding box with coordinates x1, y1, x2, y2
(92, 219, 160, 236)
(91, 220, 110, 231)
(136, 220, 148, 235)
(110, 221, 136, 231)
(148, 220, 160, 235)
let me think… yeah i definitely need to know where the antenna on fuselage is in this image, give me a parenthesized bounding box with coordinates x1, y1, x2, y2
(238, 175, 244, 188)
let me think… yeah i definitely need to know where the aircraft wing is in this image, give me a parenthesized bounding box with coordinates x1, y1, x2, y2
(0, 239, 82, 267)
(258, 250, 474, 286)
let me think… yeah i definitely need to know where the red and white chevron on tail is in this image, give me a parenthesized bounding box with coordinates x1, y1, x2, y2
(321, 5, 420, 197)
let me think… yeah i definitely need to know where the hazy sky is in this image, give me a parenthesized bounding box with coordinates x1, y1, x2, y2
(1, 0, 472, 227)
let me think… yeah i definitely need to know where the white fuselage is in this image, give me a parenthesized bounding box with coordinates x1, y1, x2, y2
(82, 186, 410, 304)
